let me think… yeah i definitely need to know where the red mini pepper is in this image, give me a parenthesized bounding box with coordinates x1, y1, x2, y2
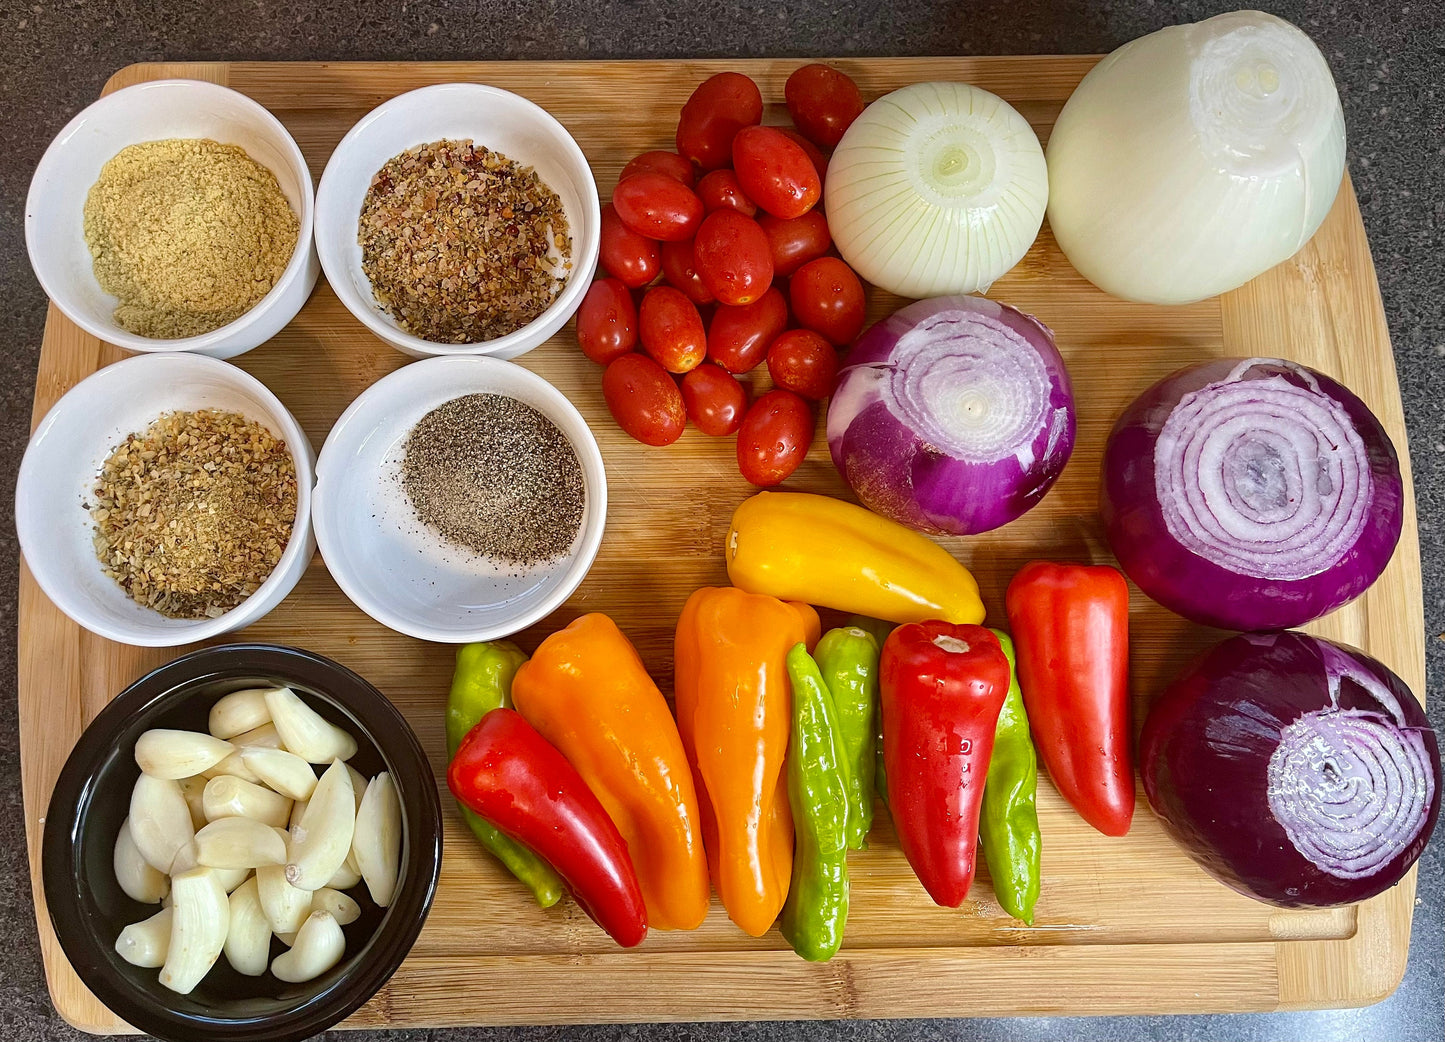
(447, 708, 649, 947)
(881, 622, 1010, 907)
(1005, 561, 1134, 837)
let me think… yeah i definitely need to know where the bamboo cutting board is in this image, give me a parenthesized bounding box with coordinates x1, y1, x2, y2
(20, 58, 1425, 1032)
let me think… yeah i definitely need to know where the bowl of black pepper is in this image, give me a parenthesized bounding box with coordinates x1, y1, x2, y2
(314, 83, 600, 360)
(311, 356, 606, 642)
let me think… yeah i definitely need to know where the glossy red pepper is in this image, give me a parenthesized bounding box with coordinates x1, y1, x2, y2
(1004, 561, 1134, 837)
(447, 708, 648, 947)
(880, 622, 1009, 907)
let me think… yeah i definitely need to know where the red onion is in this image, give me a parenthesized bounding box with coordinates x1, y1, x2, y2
(827, 296, 1075, 535)
(1142, 632, 1439, 906)
(1102, 358, 1403, 630)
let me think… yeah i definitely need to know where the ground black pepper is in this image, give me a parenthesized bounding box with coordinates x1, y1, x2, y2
(401, 394, 584, 566)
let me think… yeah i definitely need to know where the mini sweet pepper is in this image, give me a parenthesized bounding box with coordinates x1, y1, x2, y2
(511, 613, 710, 931)
(979, 628, 1043, 924)
(673, 586, 820, 937)
(813, 625, 880, 849)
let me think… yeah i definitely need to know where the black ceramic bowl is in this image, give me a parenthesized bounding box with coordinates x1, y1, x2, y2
(42, 644, 443, 1042)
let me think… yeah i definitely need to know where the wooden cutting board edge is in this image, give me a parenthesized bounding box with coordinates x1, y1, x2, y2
(17, 57, 1423, 1033)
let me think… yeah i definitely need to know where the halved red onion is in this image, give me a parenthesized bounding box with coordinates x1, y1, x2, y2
(827, 295, 1074, 535)
(1142, 631, 1439, 907)
(1102, 358, 1402, 630)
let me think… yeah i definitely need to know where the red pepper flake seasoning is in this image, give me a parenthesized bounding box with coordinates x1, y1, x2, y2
(359, 139, 573, 344)
(401, 394, 584, 566)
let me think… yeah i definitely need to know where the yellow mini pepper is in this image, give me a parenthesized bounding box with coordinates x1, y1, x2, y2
(512, 613, 710, 931)
(726, 491, 985, 625)
(674, 587, 820, 937)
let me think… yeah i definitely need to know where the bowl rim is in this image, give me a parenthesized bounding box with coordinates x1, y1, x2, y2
(41, 643, 443, 1042)
(23, 78, 317, 356)
(311, 354, 607, 643)
(313, 81, 601, 358)
(15, 353, 316, 647)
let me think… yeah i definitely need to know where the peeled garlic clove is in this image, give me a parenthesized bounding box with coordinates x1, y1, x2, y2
(285, 760, 355, 890)
(231, 721, 283, 750)
(202, 775, 292, 829)
(135, 729, 235, 781)
(347, 764, 369, 812)
(114, 818, 169, 904)
(256, 863, 313, 934)
(263, 687, 358, 763)
(209, 689, 273, 740)
(169, 839, 200, 875)
(270, 910, 345, 984)
(159, 867, 229, 995)
(289, 797, 309, 830)
(201, 751, 264, 786)
(327, 852, 362, 890)
(310, 887, 361, 927)
(222, 876, 272, 976)
(115, 906, 174, 968)
(194, 817, 286, 870)
(214, 866, 253, 893)
(129, 775, 196, 875)
(240, 746, 318, 802)
(177, 775, 209, 830)
(352, 771, 401, 908)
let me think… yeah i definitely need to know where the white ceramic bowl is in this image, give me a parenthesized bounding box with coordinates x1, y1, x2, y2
(25, 79, 319, 360)
(314, 83, 600, 360)
(312, 356, 606, 642)
(16, 354, 317, 647)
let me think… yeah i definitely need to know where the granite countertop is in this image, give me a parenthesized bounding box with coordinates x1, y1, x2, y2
(2, 2, 1441, 1040)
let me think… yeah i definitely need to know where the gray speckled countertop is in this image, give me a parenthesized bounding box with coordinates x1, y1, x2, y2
(3, 2, 1441, 1040)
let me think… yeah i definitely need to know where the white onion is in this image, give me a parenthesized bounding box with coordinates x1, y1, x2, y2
(824, 82, 1047, 298)
(1046, 11, 1347, 305)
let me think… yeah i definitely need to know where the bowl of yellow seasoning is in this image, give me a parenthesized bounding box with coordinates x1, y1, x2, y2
(25, 79, 318, 359)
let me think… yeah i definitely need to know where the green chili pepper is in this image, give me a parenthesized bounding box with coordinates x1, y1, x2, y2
(779, 643, 851, 961)
(847, 616, 894, 811)
(814, 626, 879, 849)
(446, 641, 565, 909)
(979, 628, 1042, 925)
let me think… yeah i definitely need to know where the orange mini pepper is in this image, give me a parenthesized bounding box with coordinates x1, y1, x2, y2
(512, 613, 710, 931)
(673, 587, 821, 937)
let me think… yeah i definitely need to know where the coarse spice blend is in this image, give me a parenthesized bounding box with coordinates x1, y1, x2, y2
(83, 138, 299, 339)
(90, 409, 299, 619)
(358, 139, 572, 344)
(401, 394, 584, 566)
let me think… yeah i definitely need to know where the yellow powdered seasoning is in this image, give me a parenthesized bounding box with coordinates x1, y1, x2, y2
(83, 138, 300, 338)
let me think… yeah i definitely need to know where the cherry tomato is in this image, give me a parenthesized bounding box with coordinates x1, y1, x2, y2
(737, 389, 814, 486)
(612, 172, 704, 242)
(660, 238, 714, 306)
(676, 72, 763, 171)
(758, 211, 832, 278)
(777, 128, 830, 184)
(784, 64, 865, 150)
(602, 353, 686, 446)
(767, 328, 838, 400)
(639, 285, 706, 373)
(706, 288, 788, 374)
(681, 363, 748, 436)
(731, 126, 822, 219)
(600, 203, 660, 288)
(790, 256, 866, 345)
(575, 277, 638, 365)
(692, 210, 774, 307)
(696, 169, 757, 216)
(620, 150, 695, 187)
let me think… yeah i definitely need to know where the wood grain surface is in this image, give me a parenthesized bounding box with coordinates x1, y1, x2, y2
(19, 57, 1424, 1033)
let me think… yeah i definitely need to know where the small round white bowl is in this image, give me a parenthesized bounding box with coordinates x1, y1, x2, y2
(16, 354, 317, 647)
(25, 79, 319, 360)
(314, 83, 600, 360)
(312, 356, 606, 642)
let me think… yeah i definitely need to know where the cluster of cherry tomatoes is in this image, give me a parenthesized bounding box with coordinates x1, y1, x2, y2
(573, 65, 868, 486)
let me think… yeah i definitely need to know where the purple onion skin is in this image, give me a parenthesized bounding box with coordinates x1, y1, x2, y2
(1141, 632, 1439, 908)
(1101, 358, 1403, 631)
(828, 296, 1076, 536)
